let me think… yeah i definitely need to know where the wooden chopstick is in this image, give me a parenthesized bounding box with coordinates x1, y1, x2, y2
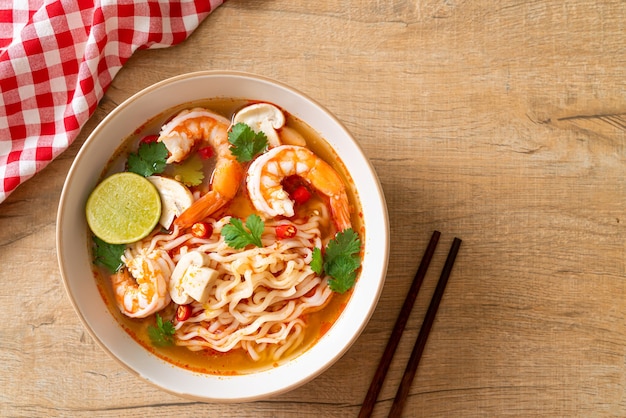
(388, 236, 462, 417)
(358, 230, 441, 418)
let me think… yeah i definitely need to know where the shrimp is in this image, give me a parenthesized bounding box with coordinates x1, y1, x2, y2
(111, 249, 172, 318)
(246, 145, 352, 231)
(157, 108, 244, 229)
(158, 108, 231, 163)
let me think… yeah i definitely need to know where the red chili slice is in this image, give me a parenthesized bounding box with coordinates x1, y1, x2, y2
(191, 222, 213, 238)
(176, 304, 192, 321)
(292, 186, 312, 205)
(198, 146, 214, 159)
(140, 134, 159, 144)
(276, 224, 297, 239)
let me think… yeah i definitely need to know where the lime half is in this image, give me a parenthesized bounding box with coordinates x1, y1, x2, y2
(86, 172, 162, 244)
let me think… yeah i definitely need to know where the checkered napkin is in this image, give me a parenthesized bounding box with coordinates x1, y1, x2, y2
(0, 0, 223, 203)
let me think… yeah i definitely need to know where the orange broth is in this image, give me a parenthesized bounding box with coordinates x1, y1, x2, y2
(90, 98, 363, 375)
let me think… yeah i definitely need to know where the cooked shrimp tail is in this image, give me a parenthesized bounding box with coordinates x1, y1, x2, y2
(174, 158, 244, 229)
(329, 193, 352, 232)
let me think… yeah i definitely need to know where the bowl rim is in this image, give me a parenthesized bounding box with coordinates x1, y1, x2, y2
(56, 70, 390, 401)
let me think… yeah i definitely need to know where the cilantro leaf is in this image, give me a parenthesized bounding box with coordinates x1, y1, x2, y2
(148, 313, 175, 346)
(228, 123, 268, 162)
(318, 228, 362, 293)
(221, 214, 264, 249)
(325, 228, 361, 261)
(326, 254, 360, 293)
(311, 247, 323, 275)
(127, 141, 168, 177)
(92, 236, 125, 273)
(171, 154, 204, 186)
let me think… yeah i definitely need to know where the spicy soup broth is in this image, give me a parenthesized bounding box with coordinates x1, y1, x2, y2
(90, 98, 363, 375)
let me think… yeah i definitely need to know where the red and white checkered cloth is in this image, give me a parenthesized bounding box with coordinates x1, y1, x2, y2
(0, 0, 223, 203)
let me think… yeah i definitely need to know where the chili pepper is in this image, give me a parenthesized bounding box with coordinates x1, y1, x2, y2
(198, 146, 214, 159)
(191, 222, 213, 238)
(140, 134, 159, 144)
(176, 304, 192, 322)
(276, 224, 297, 239)
(292, 185, 312, 205)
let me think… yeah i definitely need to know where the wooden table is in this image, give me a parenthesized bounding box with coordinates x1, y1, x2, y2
(2, 1, 625, 416)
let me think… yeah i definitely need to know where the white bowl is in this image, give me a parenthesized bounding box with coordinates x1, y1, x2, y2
(56, 71, 389, 401)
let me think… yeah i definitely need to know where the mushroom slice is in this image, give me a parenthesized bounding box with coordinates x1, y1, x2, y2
(147, 176, 194, 229)
(183, 266, 218, 304)
(233, 103, 285, 148)
(169, 251, 218, 305)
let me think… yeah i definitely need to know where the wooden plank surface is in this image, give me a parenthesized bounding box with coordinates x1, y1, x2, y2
(1, 1, 625, 416)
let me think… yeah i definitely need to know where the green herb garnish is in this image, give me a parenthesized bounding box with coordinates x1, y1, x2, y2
(311, 228, 362, 293)
(171, 154, 204, 186)
(147, 313, 175, 346)
(228, 122, 268, 162)
(311, 247, 323, 275)
(127, 141, 168, 177)
(221, 214, 264, 249)
(92, 236, 125, 272)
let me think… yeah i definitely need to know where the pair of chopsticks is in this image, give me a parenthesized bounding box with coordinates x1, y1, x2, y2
(359, 230, 462, 418)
